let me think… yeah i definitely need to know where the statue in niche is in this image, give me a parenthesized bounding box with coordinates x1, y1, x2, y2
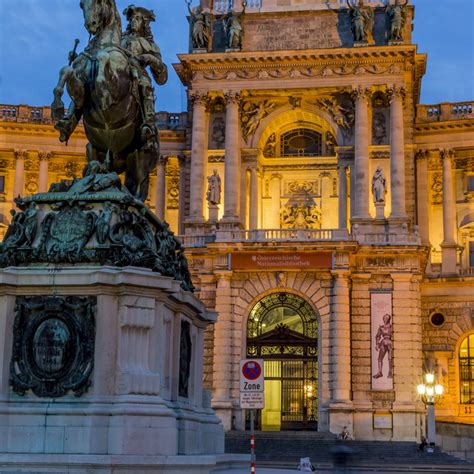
(372, 112, 387, 145)
(211, 116, 225, 148)
(346, 0, 374, 43)
(373, 313, 393, 379)
(372, 167, 387, 203)
(264, 133, 276, 157)
(186, 1, 212, 50)
(325, 132, 337, 156)
(222, 1, 246, 50)
(386, 0, 408, 42)
(206, 169, 221, 205)
(179, 320, 192, 398)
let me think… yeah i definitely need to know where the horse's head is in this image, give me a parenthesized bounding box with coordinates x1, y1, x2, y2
(80, 0, 118, 36)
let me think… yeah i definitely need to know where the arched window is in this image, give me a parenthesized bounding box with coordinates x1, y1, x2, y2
(459, 334, 474, 404)
(280, 129, 322, 157)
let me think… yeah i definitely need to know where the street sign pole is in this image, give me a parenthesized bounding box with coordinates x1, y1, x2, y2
(250, 409, 255, 474)
(239, 359, 264, 474)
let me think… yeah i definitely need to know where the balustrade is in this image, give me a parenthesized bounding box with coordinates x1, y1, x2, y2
(417, 102, 474, 123)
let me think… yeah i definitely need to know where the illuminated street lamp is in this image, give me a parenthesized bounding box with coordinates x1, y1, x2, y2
(417, 373, 443, 446)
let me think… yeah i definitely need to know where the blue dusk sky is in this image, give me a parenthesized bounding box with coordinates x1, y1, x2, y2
(0, 0, 473, 112)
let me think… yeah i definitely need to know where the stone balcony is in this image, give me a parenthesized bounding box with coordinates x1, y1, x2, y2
(416, 101, 474, 124)
(178, 228, 422, 248)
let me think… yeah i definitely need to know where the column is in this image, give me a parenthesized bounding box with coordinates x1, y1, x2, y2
(415, 150, 430, 244)
(189, 92, 209, 222)
(330, 272, 351, 403)
(178, 155, 187, 235)
(338, 164, 348, 229)
(440, 149, 457, 274)
(352, 86, 371, 219)
(37, 151, 50, 193)
(155, 156, 167, 220)
(212, 272, 233, 430)
(388, 85, 407, 219)
(222, 91, 241, 222)
(13, 149, 26, 200)
(249, 167, 259, 230)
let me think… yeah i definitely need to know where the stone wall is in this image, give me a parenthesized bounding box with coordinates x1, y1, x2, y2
(436, 421, 474, 461)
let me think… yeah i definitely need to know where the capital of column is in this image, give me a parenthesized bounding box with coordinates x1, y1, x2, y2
(38, 151, 52, 162)
(14, 149, 27, 161)
(415, 149, 429, 161)
(157, 155, 169, 167)
(224, 90, 241, 106)
(440, 148, 455, 162)
(387, 84, 406, 104)
(351, 85, 372, 103)
(189, 91, 210, 108)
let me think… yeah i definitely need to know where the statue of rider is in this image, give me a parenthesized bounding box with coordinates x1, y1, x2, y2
(121, 5, 168, 149)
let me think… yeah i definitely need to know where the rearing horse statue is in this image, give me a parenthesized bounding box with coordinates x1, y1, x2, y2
(51, 0, 167, 202)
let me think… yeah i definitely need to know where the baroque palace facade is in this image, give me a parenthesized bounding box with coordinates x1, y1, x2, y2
(1, 0, 474, 441)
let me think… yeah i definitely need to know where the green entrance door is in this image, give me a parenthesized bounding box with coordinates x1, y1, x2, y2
(246, 293, 318, 431)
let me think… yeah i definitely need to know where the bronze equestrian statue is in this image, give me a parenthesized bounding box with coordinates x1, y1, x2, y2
(51, 0, 167, 202)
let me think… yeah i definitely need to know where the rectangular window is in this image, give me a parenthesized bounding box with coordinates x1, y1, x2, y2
(0, 175, 5, 193)
(470, 242, 474, 268)
(468, 175, 474, 192)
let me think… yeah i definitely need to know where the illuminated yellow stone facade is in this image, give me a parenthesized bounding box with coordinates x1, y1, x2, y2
(1, 0, 473, 445)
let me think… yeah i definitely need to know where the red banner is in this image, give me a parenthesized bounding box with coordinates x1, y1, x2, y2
(229, 252, 333, 270)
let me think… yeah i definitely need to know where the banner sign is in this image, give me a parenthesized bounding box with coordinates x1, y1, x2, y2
(229, 252, 333, 271)
(371, 292, 393, 391)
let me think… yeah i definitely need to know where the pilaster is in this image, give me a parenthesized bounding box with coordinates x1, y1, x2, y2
(440, 148, 457, 275)
(212, 272, 233, 430)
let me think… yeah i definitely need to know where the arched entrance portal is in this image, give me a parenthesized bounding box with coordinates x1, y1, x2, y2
(246, 293, 318, 431)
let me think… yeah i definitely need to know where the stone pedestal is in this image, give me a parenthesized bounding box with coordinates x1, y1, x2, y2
(0, 266, 245, 473)
(374, 202, 386, 220)
(208, 203, 219, 224)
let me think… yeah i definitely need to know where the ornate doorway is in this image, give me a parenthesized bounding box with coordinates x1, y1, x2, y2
(246, 293, 318, 431)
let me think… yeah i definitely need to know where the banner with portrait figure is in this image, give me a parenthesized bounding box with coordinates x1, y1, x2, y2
(371, 292, 393, 390)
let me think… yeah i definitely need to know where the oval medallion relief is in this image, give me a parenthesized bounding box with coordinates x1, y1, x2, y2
(33, 319, 71, 374)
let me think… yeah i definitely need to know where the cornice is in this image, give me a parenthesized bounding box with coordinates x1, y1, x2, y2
(0, 122, 86, 139)
(176, 45, 419, 67)
(414, 120, 474, 134)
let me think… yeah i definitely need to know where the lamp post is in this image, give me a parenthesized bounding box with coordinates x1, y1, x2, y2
(417, 373, 443, 446)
